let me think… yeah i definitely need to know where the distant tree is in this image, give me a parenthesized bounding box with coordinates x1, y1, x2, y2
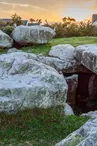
(11, 13, 22, 26)
(45, 19, 48, 24)
(29, 18, 35, 23)
(62, 17, 76, 23)
(36, 19, 42, 24)
(62, 17, 67, 22)
(29, 18, 42, 24)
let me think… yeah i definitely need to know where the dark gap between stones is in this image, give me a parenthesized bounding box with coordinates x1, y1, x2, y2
(63, 69, 97, 113)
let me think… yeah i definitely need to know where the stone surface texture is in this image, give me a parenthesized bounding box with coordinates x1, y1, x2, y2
(7, 48, 23, 53)
(74, 44, 97, 74)
(55, 118, 97, 146)
(0, 52, 68, 113)
(34, 54, 78, 73)
(64, 103, 74, 116)
(0, 30, 13, 48)
(12, 25, 56, 45)
(82, 111, 97, 119)
(49, 44, 78, 72)
(49, 44, 75, 61)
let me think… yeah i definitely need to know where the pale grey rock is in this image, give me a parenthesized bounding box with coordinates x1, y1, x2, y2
(0, 52, 68, 113)
(64, 103, 74, 116)
(49, 44, 75, 61)
(74, 44, 97, 74)
(12, 25, 56, 45)
(65, 74, 78, 80)
(48, 44, 77, 72)
(7, 48, 23, 53)
(92, 20, 97, 27)
(82, 111, 97, 119)
(55, 118, 97, 146)
(0, 30, 13, 48)
(34, 55, 77, 72)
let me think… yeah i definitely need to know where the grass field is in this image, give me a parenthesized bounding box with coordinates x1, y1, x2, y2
(0, 107, 89, 146)
(22, 36, 97, 55)
(0, 36, 97, 55)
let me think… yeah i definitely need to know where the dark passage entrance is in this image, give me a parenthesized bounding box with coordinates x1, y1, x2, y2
(76, 72, 92, 112)
(63, 70, 97, 113)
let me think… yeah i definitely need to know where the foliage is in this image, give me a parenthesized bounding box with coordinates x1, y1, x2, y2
(44, 20, 97, 38)
(0, 107, 89, 146)
(1, 25, 14, 36)
(78, 20, 94, 36)
(62, 17, 76, 23)
(11, 13, 23, 26)
(29, 18, 42, 24)
(0, 21, 7, 28)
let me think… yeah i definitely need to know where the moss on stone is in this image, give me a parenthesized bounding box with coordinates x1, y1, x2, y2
(67, 135, 83, 146)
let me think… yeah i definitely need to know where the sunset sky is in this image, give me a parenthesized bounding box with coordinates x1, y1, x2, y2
(0, 0, 97, 21)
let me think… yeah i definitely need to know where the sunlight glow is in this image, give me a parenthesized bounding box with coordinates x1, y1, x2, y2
(63, 8, 92, 21)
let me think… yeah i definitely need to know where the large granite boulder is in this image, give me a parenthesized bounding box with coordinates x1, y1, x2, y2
(0, 30, 13, 48)
(55, 118, 97, 146)
(12, 25, 56, 45)
(74, 44, 97, 74)
(49, 44, 78, 72)
(49, 44, 75, 61)
(0, 52, 68, 113)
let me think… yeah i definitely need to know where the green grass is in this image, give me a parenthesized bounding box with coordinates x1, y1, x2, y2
(0, 107, 89, 146)
(0, 48, 8, 54)
(0, 36, 97, 55)
(22, 36, 97, 55)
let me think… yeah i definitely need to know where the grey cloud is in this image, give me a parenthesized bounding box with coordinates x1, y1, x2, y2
(0, 1, 48, 11)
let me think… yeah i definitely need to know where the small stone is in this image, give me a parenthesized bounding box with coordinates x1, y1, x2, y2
(81, 111, 97, 119)
(7, 48, 23, 53)
(64, 103, 74, 116)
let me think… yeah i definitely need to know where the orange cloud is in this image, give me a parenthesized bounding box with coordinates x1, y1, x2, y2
(0, 0, 96, 21)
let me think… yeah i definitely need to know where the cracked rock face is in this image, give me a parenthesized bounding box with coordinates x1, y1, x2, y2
(0, 52, 68, 113)
(12, 25, 56, 45)
(0, 30, 13, 48)
(74, 44, 97, 74)
(55, 118, 97, 146)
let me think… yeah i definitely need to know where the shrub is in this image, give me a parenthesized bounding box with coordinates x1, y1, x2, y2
(1, 25, 14, 36)
(78, 20, 94, 36)
(44, 20, 97, 38)
(11, 13, 23, 26)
